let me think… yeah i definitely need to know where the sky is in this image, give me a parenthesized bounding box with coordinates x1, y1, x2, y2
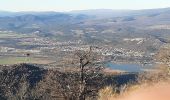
(0, 0, 170, 12)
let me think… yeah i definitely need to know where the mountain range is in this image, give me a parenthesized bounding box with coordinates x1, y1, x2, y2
(0, 7, 170, 43)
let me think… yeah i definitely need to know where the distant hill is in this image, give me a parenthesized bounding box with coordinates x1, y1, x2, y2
(0, 7, 170, 43)
(69, 8, 170, 18)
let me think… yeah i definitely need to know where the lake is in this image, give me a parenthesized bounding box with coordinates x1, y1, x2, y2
(106, 62, 155, 72)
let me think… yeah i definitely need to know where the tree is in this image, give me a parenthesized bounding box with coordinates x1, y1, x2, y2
(75, 46, 102, 100)
(155, 47, 170, 74)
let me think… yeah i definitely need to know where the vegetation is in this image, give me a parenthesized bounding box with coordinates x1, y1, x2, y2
(0, 32, 28, 38)
(0, 63, 139, 100)
(1, 7, 170, 100)
(155, 46, 170, 74)
(98, 46, 170, 100)
(0, 57, 54, 65)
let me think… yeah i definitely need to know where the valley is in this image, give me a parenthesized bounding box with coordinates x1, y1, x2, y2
(0, 7, 170, 100)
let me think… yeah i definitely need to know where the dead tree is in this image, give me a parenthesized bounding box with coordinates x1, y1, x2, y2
(155, 46, 170, 75)
(75, 46, 102, 100)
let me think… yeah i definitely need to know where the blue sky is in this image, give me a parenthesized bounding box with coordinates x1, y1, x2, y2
(0, 0, 170, 11)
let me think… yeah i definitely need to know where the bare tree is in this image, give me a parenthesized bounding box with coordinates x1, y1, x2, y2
(155, 47, 170, 75)
(74, 46, 103, 100)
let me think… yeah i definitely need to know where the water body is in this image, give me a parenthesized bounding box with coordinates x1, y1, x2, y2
(106, 62, 154, 72)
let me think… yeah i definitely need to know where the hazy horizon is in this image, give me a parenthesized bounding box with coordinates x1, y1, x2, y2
(1, 0, 170, 12)
(1, 7, 170, 13)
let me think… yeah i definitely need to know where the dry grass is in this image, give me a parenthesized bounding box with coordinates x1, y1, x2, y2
(98, 81, 170, 100)
(98, 86, 116, 100)
(98, 71, 170, 100)
(113, 82, 170, 100)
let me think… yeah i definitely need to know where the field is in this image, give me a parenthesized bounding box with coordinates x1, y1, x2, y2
(0, 56, 55, 65)
(0, 32, 29, 39)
